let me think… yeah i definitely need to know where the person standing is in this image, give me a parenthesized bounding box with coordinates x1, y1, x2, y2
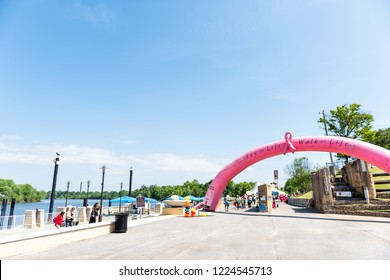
(224, 196, 230, 212)
(89, 203, 100, 223)
(247, 196, 252, 208)
(235, 196, 241, 210)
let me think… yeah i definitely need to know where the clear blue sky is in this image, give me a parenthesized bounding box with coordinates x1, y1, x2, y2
(1, 0, 389, 193)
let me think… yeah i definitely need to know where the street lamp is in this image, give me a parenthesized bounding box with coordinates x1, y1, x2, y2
(79, 181, 82, 199)
(141, 184, 146, 196)
(119, 182, 123, 213)
(65, 181, 70, 227)
(128, 167, 133, 197)
(99, 165, 107, 222)
(84, 180, 90, 207)
(65, 181, 70, 207)
(48, 153, 60, 222)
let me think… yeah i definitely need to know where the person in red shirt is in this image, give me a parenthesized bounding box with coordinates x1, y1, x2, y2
(53, 211, 65, 229)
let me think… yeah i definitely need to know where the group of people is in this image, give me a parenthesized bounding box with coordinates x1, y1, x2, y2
(53, 202, 100, 229)
(223, 194, 257, 212)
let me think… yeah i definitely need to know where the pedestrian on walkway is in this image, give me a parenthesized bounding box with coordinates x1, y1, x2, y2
(224, 200, 230, 212)
(248, 196, 252, 208)
(241, 197, 246, 209)
(66, 206, 75, 227)
(53, 211, 65, 229)
(89, 203, 100, 223)
(235, 196, 241, 210)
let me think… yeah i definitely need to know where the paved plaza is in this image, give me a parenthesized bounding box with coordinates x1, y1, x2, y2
(4, 202, 390, 260)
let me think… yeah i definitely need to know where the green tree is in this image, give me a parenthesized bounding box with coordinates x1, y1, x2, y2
(318, 103, 374, 162)
(369, 128, 390, 150)
(0, 179, 45, 203)
(284, 157, 314, 194)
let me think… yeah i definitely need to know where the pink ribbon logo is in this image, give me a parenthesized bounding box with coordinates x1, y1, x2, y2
(283, 132, 296, 155)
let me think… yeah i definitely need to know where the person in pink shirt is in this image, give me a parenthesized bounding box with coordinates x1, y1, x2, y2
(53, 211, 65, 229)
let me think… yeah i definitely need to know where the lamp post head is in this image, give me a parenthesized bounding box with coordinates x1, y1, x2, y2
(101, 165, 107, 173)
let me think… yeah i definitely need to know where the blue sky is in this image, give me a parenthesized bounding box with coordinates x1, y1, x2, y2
(1, 0, 389, 193)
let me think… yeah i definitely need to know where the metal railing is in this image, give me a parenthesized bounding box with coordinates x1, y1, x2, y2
(0, 203, 162, 232)
(0, 214, 25, 230)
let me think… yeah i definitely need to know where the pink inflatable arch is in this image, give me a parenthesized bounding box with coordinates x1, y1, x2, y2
(203, 132, 390, 211)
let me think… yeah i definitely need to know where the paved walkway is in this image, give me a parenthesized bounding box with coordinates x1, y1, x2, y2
(4, 202, 390, 260)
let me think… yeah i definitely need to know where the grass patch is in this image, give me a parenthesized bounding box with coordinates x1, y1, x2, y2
(298, 191, 313, 199)
(373, 175, 390, 181)
(375, 184, 390, 190)
(371, 166, 387, 174)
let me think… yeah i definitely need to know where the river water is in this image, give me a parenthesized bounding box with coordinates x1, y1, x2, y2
(1, 199, 110, 216)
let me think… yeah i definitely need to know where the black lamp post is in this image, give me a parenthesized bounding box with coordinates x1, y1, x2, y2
(128, 167, 133, 197)
(65, 181, 70, 207)
(48, 153, 60, 222)
(141, 184, 146, 196)
(99, 165, 107, 222)
(65, 181, 70, 227)
(119, 182, 123, 213)
(84, 180, 90, 207)
(79, 181, 82, 199)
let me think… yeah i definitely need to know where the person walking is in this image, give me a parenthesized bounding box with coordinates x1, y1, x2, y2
(224, 197, 230, 212)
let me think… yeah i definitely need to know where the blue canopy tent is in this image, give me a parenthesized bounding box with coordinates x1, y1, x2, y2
(271, 189, 286, 196)
(189, 195, 204, 201)
(144, 197, 158, 203)
(109, 196, 136, 203)
(164, 196, 185, 200)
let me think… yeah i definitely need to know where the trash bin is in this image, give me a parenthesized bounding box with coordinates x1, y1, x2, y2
(114, 212, 128, 233)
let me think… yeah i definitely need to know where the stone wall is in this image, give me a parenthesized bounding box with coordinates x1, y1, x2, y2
(341, 159, 376, 199)
(288, 197, 313, 207)
(311, 167, 333, 211)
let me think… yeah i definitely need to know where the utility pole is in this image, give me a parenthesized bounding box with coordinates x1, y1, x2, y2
(321, 110, 334, 164)
(321, 110, 335, 176)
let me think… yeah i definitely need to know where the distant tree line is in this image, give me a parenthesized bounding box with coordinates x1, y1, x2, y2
(47, 179, 257, 201)
(0, 177, 257, 204)
(0, 179, 46, 203)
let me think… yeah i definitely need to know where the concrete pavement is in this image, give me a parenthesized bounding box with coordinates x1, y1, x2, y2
(4, 202, 390, 260)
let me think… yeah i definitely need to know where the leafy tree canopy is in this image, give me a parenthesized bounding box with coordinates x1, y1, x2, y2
(369, 127, 390, 150)
(318, 103, 374, 162)
(284, 157, 316, 194)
